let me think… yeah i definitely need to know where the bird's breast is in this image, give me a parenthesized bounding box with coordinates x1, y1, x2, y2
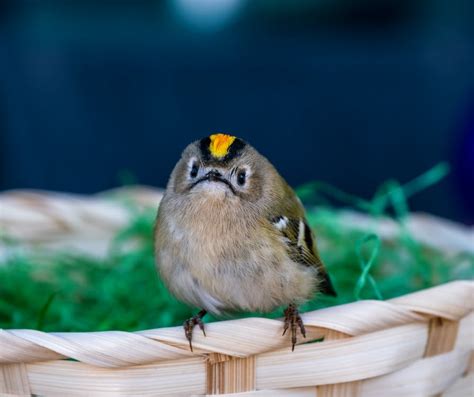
(156, 195, 317, 314)
(170, 197, 259, 262)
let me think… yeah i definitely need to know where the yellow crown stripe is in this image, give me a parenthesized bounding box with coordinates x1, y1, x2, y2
(209, 134, 236, 158)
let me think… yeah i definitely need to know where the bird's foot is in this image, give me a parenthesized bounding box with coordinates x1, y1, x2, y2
(183, 309, 207, 352)
(282, 304, 306, 351)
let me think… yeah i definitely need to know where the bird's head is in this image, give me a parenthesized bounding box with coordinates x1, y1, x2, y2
(168, 133, 273, 203)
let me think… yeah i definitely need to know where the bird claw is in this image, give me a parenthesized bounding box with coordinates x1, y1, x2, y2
(183, 310, 207, 352)
(282, 304, 306, 351)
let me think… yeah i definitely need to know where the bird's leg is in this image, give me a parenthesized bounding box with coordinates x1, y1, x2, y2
(282, 304, 306, 351)
(183, 309, 207, 352)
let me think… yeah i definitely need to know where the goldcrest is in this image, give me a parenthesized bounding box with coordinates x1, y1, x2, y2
(154, 133, 336, 351)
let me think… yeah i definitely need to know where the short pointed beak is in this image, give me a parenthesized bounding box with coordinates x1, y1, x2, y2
(188, 169, 236, 194)
(206, 170, 222, 181)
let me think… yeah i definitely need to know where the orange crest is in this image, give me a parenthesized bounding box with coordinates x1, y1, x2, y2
(209, 133, 236, 158)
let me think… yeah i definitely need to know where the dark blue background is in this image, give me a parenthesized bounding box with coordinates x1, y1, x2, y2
(1, 1, 473, 223)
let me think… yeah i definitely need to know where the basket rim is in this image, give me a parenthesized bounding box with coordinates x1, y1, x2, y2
(1, 280, 472, 368)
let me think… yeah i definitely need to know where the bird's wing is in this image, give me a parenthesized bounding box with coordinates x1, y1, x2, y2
(269, 198, 337, 297)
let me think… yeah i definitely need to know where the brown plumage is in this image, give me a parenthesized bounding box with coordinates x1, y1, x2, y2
(154, 134, 336, 351)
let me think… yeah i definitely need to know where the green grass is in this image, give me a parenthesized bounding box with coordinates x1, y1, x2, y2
(0, 163, 472, 332)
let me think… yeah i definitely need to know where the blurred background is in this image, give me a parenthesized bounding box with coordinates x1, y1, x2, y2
(1, 0, 473, 223)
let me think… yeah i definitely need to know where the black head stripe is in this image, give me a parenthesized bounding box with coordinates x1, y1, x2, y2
(199, 136, 212, 161)
(226, 138, 246, 160)
(198, 136, 246, 163)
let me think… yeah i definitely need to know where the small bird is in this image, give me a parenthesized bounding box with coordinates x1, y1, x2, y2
(154, 134, 336, 351)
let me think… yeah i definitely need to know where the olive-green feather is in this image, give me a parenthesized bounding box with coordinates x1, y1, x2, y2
(268, 190, 337, 297)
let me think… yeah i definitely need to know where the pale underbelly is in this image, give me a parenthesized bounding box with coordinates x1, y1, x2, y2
(161, 254, 318, 315)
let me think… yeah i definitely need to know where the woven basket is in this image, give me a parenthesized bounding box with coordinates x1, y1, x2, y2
(0, 188, 473, 397)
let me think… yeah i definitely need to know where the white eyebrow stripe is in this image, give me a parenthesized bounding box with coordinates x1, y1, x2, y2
(187, 156, 197, 170)
(242, 165, 252, 178)
(297, 219, 305, 247)
(273, 216, 288, 230)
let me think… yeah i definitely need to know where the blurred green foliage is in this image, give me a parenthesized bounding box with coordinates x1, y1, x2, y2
(0, 163, 472, 332)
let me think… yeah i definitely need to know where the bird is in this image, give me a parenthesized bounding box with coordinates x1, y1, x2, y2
(154, 133, 336, 351)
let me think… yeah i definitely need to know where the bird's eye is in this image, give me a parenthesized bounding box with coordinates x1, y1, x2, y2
(237, 170, 246, 186)
(190, 163, 199, 178)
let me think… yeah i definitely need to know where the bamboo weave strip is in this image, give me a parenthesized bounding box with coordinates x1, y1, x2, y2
(203, 362, 474, 397)
(443, 372, 474, 396)
(0, 187, 162, 242)
(359, 349, 470, 396)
